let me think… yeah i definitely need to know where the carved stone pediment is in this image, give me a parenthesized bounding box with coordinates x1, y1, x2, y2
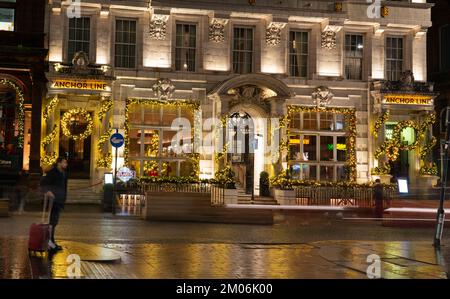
(152, 78, 175, 100)
(312, 86, 333, 109)
(227, 85, 276, 113)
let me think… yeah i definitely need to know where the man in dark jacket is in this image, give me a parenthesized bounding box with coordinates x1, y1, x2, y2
(373, 179, 384, 219)
(40, 157, 68, 251)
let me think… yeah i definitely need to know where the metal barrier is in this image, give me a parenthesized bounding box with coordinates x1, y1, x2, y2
(141, 182, 211, 194)
(295, 186, 396, 208)
(210, 186, 225, 206)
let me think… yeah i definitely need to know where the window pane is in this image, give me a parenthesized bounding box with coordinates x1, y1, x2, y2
(144, 130, 159, 158)
(175, 24, 196, 71)
(128, 129, 141, 158)
(320, 112, 333, 130)
(302, 164, 317, 180)
(144, 105, 160, 125)
(115, 19, 137, 68)
(335, 114, 346, 131)
(290, 164, 301, 180)
(162, 161, 177, 176)
(288, 134, 301, 160)
(68, 17, 90, 60)
(320, 165, 334, 182)
(303, 135, 317, 161)
(289, 31, 309, 77)
(320, 136, 334, 161)
(337, 136, 347, 162)
(233, 27, 253, 74)
(303, 112, 318, 130)
(161, 106, 178, 127)
(337, 165, 346, 181)
(180, 161, 194, 177)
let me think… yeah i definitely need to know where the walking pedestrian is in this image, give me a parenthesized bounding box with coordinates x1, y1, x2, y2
(40, 157, 68, 251)
(373, 179, 384, 219)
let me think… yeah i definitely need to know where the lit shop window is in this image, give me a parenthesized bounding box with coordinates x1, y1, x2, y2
(288, 111, 349, 181)
(0, 8, 14, 31)
(128, 104, 196, 177)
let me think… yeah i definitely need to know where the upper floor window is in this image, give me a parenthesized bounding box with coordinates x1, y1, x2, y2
(175, 23, 197, 72)
(344, 34, 364, 80)
(233, 27, 253, 74)
(386, 37, 404, 81)
(68, 17, 90, 61)
(115, 19, 137, 69)
(0, 0, 16, 32)
(440, 25, 450, 72)
(289, 31, 308, 77)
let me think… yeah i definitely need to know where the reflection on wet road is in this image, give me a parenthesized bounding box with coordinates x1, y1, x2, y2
(1, 238, 448, 279)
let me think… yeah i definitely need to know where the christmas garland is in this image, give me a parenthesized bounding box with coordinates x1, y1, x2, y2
(372, 113, 437, 176)
(96, 97, 113, 169)
(373, 110, 390, 138)
(0, 79, 25, 148)
(42, 96, 59, 121)
(61, 108, 94, 141)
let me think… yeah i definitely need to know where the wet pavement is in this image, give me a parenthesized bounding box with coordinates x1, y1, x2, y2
(1, 209, 450, 279)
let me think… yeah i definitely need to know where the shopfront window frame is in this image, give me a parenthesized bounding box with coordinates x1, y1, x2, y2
(288, 110, 349, 181)
(128, 104, 196, 177)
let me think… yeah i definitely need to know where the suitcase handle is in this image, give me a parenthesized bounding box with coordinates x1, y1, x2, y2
(42, 194, 54, 224)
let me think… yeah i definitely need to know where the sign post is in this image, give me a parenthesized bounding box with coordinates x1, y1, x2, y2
(110, 129, 125, 215)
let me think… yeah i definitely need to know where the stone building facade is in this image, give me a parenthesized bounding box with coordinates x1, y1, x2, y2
(43, 0, 436, 195)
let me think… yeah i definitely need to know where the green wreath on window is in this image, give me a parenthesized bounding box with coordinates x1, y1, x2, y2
(61, 108, 94, 141)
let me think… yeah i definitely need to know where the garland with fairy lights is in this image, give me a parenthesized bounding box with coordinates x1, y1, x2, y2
(372, 113, 437, 176)
(143, 133, 159, 174)
(0, 79, 25, 148)
(43, 96, 59, 121)
(286, 106, 357, 182)
(61, 108, 94, 141)
(124, 98, 200, 167)
(42, 125, 58, 148)
(41, 97, 60, 166)
(96, 97, 113, 169)
(96, 122, 113, 169)
(373, 110, 390, 138)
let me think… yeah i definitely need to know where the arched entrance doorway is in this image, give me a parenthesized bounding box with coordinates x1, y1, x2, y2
(228, 112, 255, 194)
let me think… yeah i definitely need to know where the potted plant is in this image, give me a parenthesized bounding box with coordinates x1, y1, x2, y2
(259, 171, 270, 197)
(270, 169, 296, 205)
(213, 165, 237, 204)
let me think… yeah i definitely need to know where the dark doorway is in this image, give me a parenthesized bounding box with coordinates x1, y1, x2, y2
(228, 112, 255, 194)
(59, 111, 91, 179)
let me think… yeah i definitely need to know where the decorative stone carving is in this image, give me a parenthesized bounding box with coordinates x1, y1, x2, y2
(312, 86, 333, 109)
(321, 29, 337, 49)
(266, 22, 286, 46)
(209, 18, 228, 43)
(149, 14, 169, 40)
(152, 78, 175, 100)
(227, 85, 275, 113)
(399, 70, 415, 91)
(72, 51, 89, 69)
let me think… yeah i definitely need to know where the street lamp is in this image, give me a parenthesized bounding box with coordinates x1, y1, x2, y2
(434, 107, 450, 247)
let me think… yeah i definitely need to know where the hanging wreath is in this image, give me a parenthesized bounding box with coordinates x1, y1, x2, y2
(61, 108, 94, 141)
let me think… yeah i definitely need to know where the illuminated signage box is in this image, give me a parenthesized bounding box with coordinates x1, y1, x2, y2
(51, 79, 109, 91)
(382, 94, 433, 106)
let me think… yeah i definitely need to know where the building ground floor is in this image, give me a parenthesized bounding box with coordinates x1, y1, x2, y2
(0, 67, 438, 199)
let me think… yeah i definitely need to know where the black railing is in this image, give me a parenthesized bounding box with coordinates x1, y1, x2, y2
(295, 186, 396, 208)
(141, 182, 211, 194)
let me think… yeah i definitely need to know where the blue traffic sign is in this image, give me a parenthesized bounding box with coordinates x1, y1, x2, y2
(110, 133, 124, 148)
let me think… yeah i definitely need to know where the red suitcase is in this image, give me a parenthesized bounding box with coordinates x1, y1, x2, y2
(28, 195, 53, 254)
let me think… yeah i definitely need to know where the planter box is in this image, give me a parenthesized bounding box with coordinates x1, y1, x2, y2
(378, 175, 393, 185)
(418, 175, 440, 188)
(0, 198, 9, 217)
(223, 189, 238, 204)
(274, 189, 296, 205)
